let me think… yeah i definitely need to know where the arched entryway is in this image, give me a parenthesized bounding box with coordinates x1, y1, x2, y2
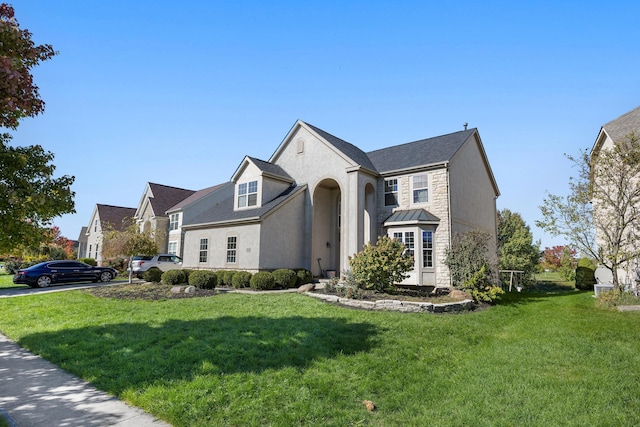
(312, 179, 341, 278)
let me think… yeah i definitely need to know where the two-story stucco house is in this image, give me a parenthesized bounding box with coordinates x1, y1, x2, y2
(590, 105, 640, 287)
(179, 120, 499, 290)
(83, 204, 136, 265)
(133, 182, 196, 253)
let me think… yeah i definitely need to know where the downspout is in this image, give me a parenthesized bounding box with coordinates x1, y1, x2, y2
(446, 161, 452, 287)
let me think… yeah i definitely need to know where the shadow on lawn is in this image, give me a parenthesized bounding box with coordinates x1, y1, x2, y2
(18, 316, 378, 395)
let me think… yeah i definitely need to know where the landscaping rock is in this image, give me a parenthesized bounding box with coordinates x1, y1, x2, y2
(184, 286, 196, 294)
(449, 289, 471, 300)
(298, 283, 315, 292)
(171, 286, 186, 293)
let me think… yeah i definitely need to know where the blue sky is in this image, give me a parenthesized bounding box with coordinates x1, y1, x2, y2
(7, 0, 640, 249)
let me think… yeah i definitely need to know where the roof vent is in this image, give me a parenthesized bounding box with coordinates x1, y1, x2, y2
(463, 122, 468, 130)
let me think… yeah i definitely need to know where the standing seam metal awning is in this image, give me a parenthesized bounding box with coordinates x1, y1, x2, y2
(384, 209, 440, 226)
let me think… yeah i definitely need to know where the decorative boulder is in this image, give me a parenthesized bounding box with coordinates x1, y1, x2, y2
(171, 286, 186, 294)
(297, 283, 315, 292)
(449, 289, 472, 300)
(184, 285, 196, 294)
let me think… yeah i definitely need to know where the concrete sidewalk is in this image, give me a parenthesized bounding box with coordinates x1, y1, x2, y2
(0, 333, 170, 427)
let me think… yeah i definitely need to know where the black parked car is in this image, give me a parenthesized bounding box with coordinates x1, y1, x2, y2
(13, 261, 118, 288)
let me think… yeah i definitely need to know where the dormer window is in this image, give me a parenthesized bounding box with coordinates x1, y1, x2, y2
(238, 180, 258, 208)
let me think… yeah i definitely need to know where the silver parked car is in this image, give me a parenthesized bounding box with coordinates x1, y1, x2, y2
(129, 254, 183, 278)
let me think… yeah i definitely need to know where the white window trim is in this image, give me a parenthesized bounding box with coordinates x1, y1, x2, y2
(169, 213, 180, 231)
(410, 173, 429, 206)
(168, 241, 178, 255)
(422, 230, 434, 268)
(384, 178, 399, 207)
(199, 238, 208, 263)
(236, 180, 259, 209)
(226, 236, 237, 264)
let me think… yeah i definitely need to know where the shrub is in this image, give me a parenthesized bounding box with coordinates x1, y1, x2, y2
(182, 269, 193, 281)
(445, 231, 496, 288)
(250, 271, 276, 290)
(272, 268, 298, 289)
(232, 271, 252, 289)
(296, 269, 313, 286)
(219, 270, 236, 287)
(189, 270, 218, 289)
(575, 257, 596, 290)
(79, 258, 97, 266)
(162, 269, 187, 286)
(349, 236, 414, 292)
(596, 288, 640, 308)
(143, 267, 163, 283)
(462, 264, 504, 303)
(4, 259, 22, 274)
(5, 258, 47, 273)
(104, 257, 127, 272)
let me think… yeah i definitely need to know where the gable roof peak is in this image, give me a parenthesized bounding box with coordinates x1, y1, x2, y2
(602, 105, 640, 142)
(299, 121, 378, 173)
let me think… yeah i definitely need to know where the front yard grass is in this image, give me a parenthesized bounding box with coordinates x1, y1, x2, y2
(0, 271, 26, 290)
(0, 287, 639, 426)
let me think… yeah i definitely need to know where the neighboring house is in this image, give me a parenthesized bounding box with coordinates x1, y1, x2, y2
(84, 204, 137, 265)
(165, 182, 233, 257)
(133, 182, 196, 253)
(590, 105, 640, 286)
(76, 226, 88, 259)
(180, 120, 499, 290)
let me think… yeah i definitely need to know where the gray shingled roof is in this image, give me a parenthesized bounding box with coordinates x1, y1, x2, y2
(384, 209, 440, 225)
(184, 185, 306, 227)
(367, 129, 476, 173)
(602, 105, 640, 143)
(167, 182, 231, 213)
(148, 183, 195, 217)
(303, 122, 378, 172)
(96, 204, 136, 231)
(247, 157, 293, 181)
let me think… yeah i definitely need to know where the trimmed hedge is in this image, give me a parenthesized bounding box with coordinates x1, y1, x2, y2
(296, 269, 313, 286)
(575, 257, 596, 290)
(79, 258, 97, 266)
(143, 267, 162, 283)
(250, 271, 276, 290)
(272, 268, 298, 289)
(162, 269, 187, 286)
(189, 270, 218, 289)
(232, 271, 252, 289)
(219, 270, 236, 287)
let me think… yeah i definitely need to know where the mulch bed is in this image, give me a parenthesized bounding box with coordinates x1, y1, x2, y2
(86, 283, 218, 300)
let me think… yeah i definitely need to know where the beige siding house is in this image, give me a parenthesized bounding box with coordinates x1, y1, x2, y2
(180, 120, 499, 290)
(133, 183, 195, 253)
(83, 204, 136, 265)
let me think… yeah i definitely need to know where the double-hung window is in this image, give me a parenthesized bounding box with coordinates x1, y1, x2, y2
(226, 237, 237, 263)
(413, 175, 428, 203)
(199, 238, 208, 263)
(393, 231, 414, 259)
(385, 179, 398, 206)
(169, 213, 179, 230)
(238, 180, 258, 207)
(168, 241, 177, 255)
(422, 231, 433, 268)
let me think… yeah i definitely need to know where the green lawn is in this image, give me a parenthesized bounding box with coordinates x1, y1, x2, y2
(0, 289, 638, 426)
(0, 271, 27, 290)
